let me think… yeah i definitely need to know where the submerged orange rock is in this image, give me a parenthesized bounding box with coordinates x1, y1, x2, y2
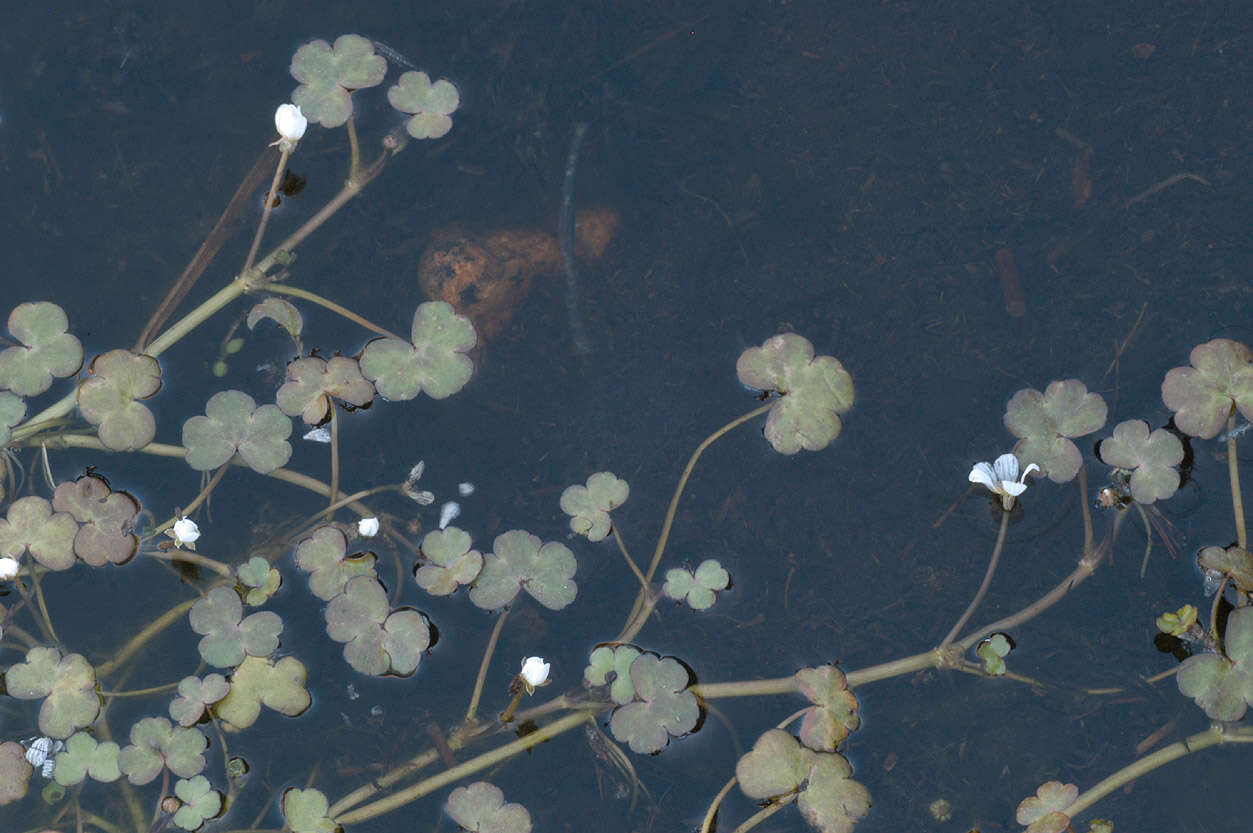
(417, 206, 620, 343)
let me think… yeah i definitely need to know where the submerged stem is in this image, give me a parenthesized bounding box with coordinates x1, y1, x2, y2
(940, 507, 1010, 648)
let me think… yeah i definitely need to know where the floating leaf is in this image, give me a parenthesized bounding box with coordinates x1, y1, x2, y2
(76, 349, 161, 451)
(794, 666, 860, 752)
(388, 71, 460, 140)
(1016, 781, 1078, 833)
(560, 472, 629, 542)
(663, 559, 730, 610)
(585, 644, 641, 705)
(0, 391, 25, 446)
(188, 586, 282, 668)
(469, 529, 577, 611)
(736, 729, 869, 832)
(0, 741, 33, 805)
(735, 334, 855, 454)
(237, 556, 282, 605)
(117, 717, 207, 784)
(736, 728, 818, 798)
(173, 774, 222, 831)
(1004, 379, 1107, 482)
(976, 633, 1013, 676)
(282, 787, 337, 833)
(416, 526, 483, 595)
(216, 655, 311, 731)
(51, 474, 141, 566)
(182, 390, 292, 474)
(1161, 339, 1253, 439)
(1177, 605, 1253, 721)
(52, 731, 120, 786)
(0, 495, 78, 570)
(1157, 604, 1198, 637)
(1096, 419, 1183, 503)
(290, 35, 387, 127)
(359, 301, 476, 401)
(4, 646, 100, 739)
(325, 575, 430, 676)
(294, 524, 376, 600)
(797, 753, 871, 833)
(446, 781, 532, 833)
(0, 301, 83, 396)
(1197, 545, 1253, 594)
(169, 674, 230, 728)
(608, 654, 699, 754)
(247, 298, 303, 352)
(276, 356, 374, 425)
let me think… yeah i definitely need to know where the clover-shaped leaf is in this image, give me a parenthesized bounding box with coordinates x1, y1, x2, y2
(560, 472, 629, 542)
(169, 674, 230, 727)
(1197, 545, 1253, 594)
(0, 741, 33, 804)
(794, 666, 860, 752)
(290, 35, 387, 127)
(188, 587, 282, 668)
(282, 787, 337, 833)
(416, 526, 483, 595)
(237, 556, 282, 605)
(1177, 605, 1253, 721)
(359, 301, 476, 401)
(585, 644, 642, 705)
(216, 655, 311, 731)
(326, 576, 430, 676)
(1004, 379, 1107, 482)
(608, 653, 699, 754)
(1016, 781, 1078, 833)
(247, 298, 303, 352)
(294, 524, 376, 600)
(469, 529, 577, 611)
(736, 728, 816, 799)
(1157, 604, 1198, 637)
(76, 349, 161, 451)
(52, 474, 141, 566)
(663, 559, 730, 610)
(0, 495, 78, 570)
(797, 752, 871, 833)
(0, 391, 25, 446)
(117, 717, 207, 784)
(52, 731, 120, 786)
(1096, 419, 1184, 503)
(4, 646, 100, 738)
(387, 71, 460, 140)
(0, 301, 83, 396)
(735, 334, 855, 454)
(173, 774, 222, 831)
(276, 356, 374, 426)
(1162, 339, 1253, 439)
(182, 390, 292, 474)
(976, 633, 1013, 676)
(446, 781, 532, 833)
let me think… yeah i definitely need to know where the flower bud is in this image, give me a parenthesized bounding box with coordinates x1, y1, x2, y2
(520, 656, 550, 688)
(274, 103, 308, 146)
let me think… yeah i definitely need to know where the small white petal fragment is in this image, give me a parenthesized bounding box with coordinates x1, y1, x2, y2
(273, 103, 308, 148)
(438, 501, 460, 530)
(458, 482, 475, 496)
(170, 517, 201, 548)
(303, 427, 332, 443)
(520, 656, 551, 689)
(358, 516, 380, 538)
(968, 452, 1040, 510)
(0, 555, 19, 580)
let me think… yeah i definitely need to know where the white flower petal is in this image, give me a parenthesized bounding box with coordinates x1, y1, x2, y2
(968, 462, 998, 489)
(358, 517, 380, 538)
(520, 656, 550, 687)
(992, 453, 1021, 482)
(0, 556, 20, 581)
(172, 517, 201, 545)
(1001, 480, 1029, 497)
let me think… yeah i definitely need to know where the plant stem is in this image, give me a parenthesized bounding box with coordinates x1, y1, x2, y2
(242, 145, 291, 278)
(263, 283, 406, 341)
(465, 609, 509, 724)
(1228, 414, 1247, 550)
(332, 711, 593, 825)
(940, 507, 1010, 648)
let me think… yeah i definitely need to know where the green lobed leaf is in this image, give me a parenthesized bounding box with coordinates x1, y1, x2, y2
(182, 390, 292, 474)
(188, 587, 282, 668)
(52, 732, 121, 786)
(51, 474, 141, 566)
(559, 472, 629, 542)
(608, 654, 699, 754)
(735, 334, 855, 454)
(0, 495, 78, 570)
(585, 645, 641, 705)
(416, 526, 483, 595)
(469, 529, 577, 611)
(4, 646, 100, 739)
(0, 391, 26, 446)
(1096, 419, 1183, 503)
(0, 741, 34, 804)
(169, 674, 230, 728)
(294, 524, 377, 600)
(216, 655, 311, 731)
(1161, 338, 1253, 439)
(172, 774, 222, 831)
(359, 301, 476, 401)
(794, 666, 860, 752)
(1005, 379, 1107, 482)
(387, 71, 460, 139)
(76, 349, 161, 451)
(0, 301, 83, 396)
(797, 753, 871, 833)
(117, 717, 207, 784)
(247, 297, 303, 351)
(290, 35, 387, 128)
(275, 356, 374, 426)
(282, 787, 338, 833)
(446, 781, 532, 833)
(237, 556, 282, 605)
(1177, 605, 1253, 721)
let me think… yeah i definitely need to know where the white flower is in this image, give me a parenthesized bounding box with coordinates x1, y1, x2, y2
(170, 517, 201, 549)
(0, 556, 19, 580)
(969, 453, 1040, 510)
(358, 516, 380, 537)
(519, 656, 551, 692)
(273, 103, 308, 149)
